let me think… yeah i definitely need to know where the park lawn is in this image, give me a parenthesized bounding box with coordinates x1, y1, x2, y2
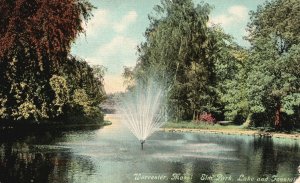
(163, 121, 245, 130)
(162, 121, 300, 140)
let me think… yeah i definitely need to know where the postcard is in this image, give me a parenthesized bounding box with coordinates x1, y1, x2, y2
(0, 0, 299, 183)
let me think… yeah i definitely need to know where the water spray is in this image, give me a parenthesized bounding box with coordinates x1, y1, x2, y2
(117, 80, 167, 150)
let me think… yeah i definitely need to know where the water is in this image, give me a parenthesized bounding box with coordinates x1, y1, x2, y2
(0, 114, 299, 183)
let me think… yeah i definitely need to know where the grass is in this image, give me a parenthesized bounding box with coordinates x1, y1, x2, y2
(162, 121, 300, 140)
(163, 121, 245, 131)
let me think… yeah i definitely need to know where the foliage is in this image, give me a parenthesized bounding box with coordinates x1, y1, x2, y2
(221, 0, 300, 129)
(0, 0, 105, 124)
(198, 112, 216, 124)
(0, 0, 94, 60)
(128, 0, 233, 121)
(245, 0, 300, 129)
(50, 75, 70, 115)
(0, 94, 8, 119)
(72, 88, 100, 117)
(125, 0, 300, 131)
(219, 46, 250, 123)
(13, 101, 38, 120)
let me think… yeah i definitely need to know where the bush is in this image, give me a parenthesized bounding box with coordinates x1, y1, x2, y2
(196, 112, 216, 124)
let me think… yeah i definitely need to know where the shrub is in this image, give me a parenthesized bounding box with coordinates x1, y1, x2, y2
(198, 112, 216, 124)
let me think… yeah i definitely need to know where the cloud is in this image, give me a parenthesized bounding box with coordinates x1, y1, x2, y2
(85, 9, 110, 36)
(98, 35, 138, 93)
(74, 10, 139, 93)
(209, 5, 248, 27)
(228, 6, 248, 20)
(113, 11, 138, 33)
(84, 57, 103, 65)
(83, 35, 137, 76)
(99, 35, 137, 56)
(82, 10, 138, 36)
(98, 35, 137, 74)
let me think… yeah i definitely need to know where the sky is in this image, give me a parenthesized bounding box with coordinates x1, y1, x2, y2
(71, 0, 264, 93)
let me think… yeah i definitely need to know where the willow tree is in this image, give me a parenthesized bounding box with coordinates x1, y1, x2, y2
(130, 0, 228, 120)
(0, 0, 105, 122)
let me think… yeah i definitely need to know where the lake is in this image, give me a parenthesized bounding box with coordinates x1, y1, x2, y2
(0, 114, 299, 183)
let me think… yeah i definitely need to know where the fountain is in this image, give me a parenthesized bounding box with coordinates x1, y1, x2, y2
(117, 80, 167, 150)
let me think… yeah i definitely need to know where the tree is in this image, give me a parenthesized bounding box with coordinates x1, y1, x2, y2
(50, 75, 70, 116)
(245, 0, 300, 129)
(0, 0, 105, 123)
(0, 0, 93, 60)
(58, 57, 106, 122)
(130, 0, 229, 121)
(217, 42, 251, 124)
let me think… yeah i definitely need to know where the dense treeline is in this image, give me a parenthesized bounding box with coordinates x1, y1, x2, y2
(124, 0, 300, 130)
(223, 0, 300, 129)
(0, 0, 105, 124)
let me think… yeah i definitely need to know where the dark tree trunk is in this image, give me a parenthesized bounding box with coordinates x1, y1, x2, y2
(274, 102, 281, 129)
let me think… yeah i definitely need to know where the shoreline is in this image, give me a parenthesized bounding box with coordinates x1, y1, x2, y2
(0, 120, 112, 132)
(161, 127, 300, 140)
(105, 114, 300, 140)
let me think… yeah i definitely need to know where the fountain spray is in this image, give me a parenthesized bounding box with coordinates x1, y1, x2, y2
(117, 80, 167, 150)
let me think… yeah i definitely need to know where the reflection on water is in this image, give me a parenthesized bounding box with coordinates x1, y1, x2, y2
(0, 114, 299, 183)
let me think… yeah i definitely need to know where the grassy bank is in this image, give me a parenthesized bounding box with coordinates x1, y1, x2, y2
(162, 121, 300, 140)
(163, 121, 244, 130)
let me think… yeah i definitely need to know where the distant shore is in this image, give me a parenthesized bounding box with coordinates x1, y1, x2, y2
(161, 127, 300, 140)
(0, 120, 112, 133)
(105, 114, 300, 140)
